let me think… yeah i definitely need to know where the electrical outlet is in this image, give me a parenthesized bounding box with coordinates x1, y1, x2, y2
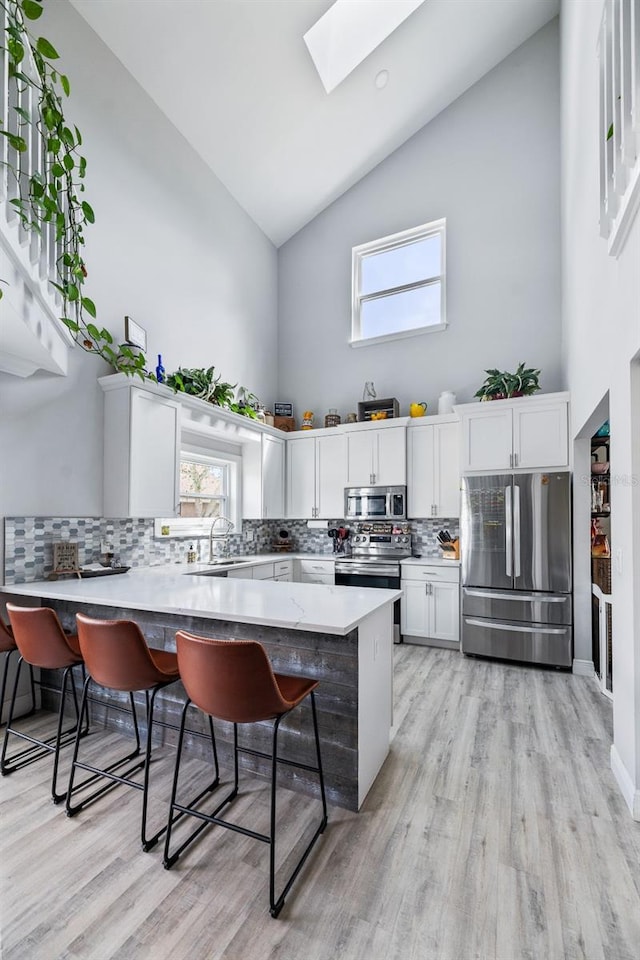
(101, 540, 114, 554)
(245, 530, 255, 542)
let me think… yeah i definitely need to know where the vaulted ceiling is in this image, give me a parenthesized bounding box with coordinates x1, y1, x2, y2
(70, 0, 559, 247)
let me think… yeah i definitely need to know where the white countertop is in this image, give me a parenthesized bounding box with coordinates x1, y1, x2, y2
(1, 567, 399, 636)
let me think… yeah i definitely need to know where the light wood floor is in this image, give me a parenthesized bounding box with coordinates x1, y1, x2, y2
(2, 646, 640, 960)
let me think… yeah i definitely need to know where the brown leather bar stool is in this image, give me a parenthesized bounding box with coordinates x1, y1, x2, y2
(66, 613, 185, 851)
(0, 617, 35, 725)
(164, 631, 328, 918)
(1, 604, 85, 802)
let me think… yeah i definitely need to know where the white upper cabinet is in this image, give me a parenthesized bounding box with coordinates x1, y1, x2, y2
(346, 424, 406, 486)
(408, 417, 460, 518)
(512, 401, 569, 470)
(243, 434, 285, 520)
(286, 435, 316, 519)
(457, 394, 569, 473)
(316, 433, 348, 517)
(103, 385, 180, 518)
(286, 432, 347, 519)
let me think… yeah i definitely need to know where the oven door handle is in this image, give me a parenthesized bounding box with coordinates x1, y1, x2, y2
(335, 563, 400, 577)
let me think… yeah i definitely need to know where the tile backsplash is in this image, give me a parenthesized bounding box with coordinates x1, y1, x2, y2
(3, 516, 459, 584)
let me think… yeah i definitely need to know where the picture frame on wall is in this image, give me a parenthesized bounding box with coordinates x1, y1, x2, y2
(124, 316, 147, 351)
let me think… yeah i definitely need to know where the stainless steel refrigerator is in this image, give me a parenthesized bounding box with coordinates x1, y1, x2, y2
(461, 472, 572, 667)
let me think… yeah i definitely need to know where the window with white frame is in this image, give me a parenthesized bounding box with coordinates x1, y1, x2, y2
(351, 218, 446, 346)
(154, 449, 241, 539)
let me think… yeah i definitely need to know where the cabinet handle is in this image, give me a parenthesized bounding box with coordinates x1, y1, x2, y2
(509, 453, 513, 468)
(514, 452, 518, 467)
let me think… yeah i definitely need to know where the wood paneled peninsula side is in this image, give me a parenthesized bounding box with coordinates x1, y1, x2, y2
(1, 569, 398, 811)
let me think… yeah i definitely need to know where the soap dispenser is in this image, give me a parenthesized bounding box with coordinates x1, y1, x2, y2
(187, 543, 197, 564)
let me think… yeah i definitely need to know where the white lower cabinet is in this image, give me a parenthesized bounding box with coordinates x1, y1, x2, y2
(273, 559, 292, 581)
(401, 563, 460, 646)
(295, 558, 335, 585)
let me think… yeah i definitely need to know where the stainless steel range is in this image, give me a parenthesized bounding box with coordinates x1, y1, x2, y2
(335, 522, 411, 643)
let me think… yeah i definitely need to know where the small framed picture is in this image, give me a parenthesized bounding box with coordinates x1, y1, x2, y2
(124, 316, 147, 351)
(274, 402, 293, 417)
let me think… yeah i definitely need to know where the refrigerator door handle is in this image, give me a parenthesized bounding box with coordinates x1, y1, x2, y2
(464, 588, 568, 603)
(505, 486, 512, 577)
(514, 484, 521, 578)
(464, 618, 568, 636)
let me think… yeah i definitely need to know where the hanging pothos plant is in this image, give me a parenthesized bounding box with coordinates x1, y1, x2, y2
(0, 1, 263, 418)
(0, 0, 147, 377)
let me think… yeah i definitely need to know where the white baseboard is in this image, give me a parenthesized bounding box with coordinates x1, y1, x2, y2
(572, 658, 595, 676)
(610, 744, 640, 821)
(402, 636, 460, 650)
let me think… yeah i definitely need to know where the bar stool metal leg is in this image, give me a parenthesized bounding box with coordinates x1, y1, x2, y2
(66, 676, 146, 820)
(163, 692, 328, 918)
(1, 656, 86, 802)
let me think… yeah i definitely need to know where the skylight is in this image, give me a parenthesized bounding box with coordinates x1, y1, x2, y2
(303, 0, 426, 94)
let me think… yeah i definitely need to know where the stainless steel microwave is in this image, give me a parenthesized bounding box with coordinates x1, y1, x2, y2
(344, 486, 407, 521)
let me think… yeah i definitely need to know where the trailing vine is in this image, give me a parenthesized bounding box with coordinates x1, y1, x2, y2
(0, 0, 147, 377)
(0, 1, 264, 418)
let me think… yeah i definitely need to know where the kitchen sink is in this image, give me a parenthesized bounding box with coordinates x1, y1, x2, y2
(206, 558, 248, 566)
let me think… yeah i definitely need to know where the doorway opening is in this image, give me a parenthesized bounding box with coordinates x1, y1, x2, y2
(591, 419, 612, 699)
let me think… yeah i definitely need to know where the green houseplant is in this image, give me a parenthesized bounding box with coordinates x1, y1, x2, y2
(474, 362, 541, 401)
(166, 367, 260, 418)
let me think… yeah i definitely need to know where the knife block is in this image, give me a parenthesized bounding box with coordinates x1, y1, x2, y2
(440, 538, 460, 560)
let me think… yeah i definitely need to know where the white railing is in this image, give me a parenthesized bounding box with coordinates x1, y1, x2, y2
(0, 6, 70, 376)
(592, 582, 613, 700)
(599, 0, 640, 256)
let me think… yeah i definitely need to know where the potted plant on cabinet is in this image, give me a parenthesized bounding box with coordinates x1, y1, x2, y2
(474, 362, 541, 401)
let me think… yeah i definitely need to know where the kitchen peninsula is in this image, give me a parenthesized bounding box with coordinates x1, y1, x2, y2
(1, 569, 399, 811)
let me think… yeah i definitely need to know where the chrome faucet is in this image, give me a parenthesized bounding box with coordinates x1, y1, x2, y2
(208, 517, 234, 563)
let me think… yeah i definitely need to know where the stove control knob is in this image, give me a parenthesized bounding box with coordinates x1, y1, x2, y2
(402, 535, 409, 542)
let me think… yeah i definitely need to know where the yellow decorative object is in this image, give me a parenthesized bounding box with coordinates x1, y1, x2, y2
(409, 402, 427, 417)
(301, 410, 314, 430)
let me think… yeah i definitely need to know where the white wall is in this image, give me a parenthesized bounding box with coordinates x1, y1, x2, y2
(0, 1, 277, 521)
(561, 0, 640, 818)
(277, 21, 561, 420)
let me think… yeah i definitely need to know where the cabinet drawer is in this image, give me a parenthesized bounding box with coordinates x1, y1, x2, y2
(273, 572, 292, 582)
(402, 564, 460, 583)
(274, 560, 293, 576)
(298, 559, 335, 574)
(252, 563, 275, 580)
(300, 573, 334, 585)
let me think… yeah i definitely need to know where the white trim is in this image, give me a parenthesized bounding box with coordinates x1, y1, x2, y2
(349, 321, 447, 348)
(610, 743, 640, 820)
(572, 658, 596, 676)
(608, 159, 640, 255)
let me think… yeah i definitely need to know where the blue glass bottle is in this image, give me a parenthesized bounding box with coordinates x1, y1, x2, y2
(156, 354, 165, 383)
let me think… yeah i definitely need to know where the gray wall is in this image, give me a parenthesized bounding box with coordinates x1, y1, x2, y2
(277, 21, 561, 420)
(561, 0, 640, 811)
(0, 0, 278, 523)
